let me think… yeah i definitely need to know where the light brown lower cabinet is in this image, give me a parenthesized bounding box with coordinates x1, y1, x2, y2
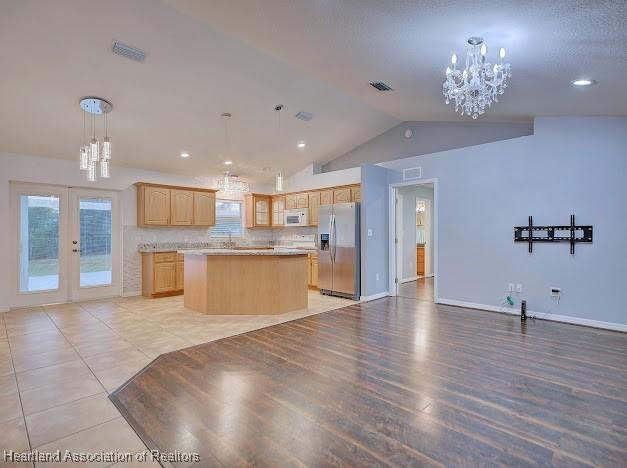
(308, 252, 319, 288)
(416, 245, 425, 276)
(142, 252, 184, 297)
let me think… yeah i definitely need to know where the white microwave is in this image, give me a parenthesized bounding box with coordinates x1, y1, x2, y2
(284, 208, 309, 226)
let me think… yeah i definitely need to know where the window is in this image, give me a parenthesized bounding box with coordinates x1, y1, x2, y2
(210, 200, 242, 237)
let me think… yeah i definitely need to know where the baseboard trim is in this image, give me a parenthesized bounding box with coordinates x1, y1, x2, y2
(122, 290, 142, 297)
(360, 291, 390, 302)
(436, 298, 627, 332)
(400, 276, 418, 284)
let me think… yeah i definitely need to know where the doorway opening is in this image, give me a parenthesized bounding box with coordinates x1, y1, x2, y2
(389, 179, 437, 302)
(10, 182, 120, 308)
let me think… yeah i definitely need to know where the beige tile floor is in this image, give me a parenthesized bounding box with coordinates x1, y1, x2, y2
(0, 291, 353, 467)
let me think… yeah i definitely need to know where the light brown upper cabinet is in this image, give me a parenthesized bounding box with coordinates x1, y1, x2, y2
(320, 190, 333, 205)
(245, 194, 271, 228)
(333, 187, 351, 203)
(136, 183, 217, 227)
(193, 191, 216, 226)
(170, 189, 194, 225)
(351, 186, 361, 203)
(296, 192, 309, 208)
(139, 185, 171, 225)
(272, 196, 285, 226)
(308, 191, 320, 226)
(285, 194, 297, 210)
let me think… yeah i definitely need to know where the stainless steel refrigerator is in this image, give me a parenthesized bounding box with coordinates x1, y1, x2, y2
(317, 202, 360, 300)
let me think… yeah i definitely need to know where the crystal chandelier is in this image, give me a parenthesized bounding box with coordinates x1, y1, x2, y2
(215, 112, 249, 193)
(443, 37, 511, 119)
(217, 171, 250, 192)
(79, 97, 112, 180)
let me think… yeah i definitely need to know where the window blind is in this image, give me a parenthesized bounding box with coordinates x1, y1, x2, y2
(210, 200, 242, 237)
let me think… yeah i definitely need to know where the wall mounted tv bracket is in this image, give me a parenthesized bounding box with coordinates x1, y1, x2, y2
(514, 214, 592, 255)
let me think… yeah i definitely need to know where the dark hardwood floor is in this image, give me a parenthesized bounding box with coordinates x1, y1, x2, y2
(110, 297, 627, 467)
(398, 277, 434, 301)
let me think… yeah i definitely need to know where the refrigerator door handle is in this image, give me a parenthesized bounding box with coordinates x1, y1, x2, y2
(332, 214, 337, 262)
(329, 214, 334, 263)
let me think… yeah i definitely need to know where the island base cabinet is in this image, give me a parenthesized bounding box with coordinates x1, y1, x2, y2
(308, 252, 319, 288)
(184, 254, 308, 314)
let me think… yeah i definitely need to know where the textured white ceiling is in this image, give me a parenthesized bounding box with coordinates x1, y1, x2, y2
(1, 0, 625, 182)
(167, 0, 627, 121)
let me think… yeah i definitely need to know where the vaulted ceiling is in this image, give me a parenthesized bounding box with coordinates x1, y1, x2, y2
(0, 0, 625, 182)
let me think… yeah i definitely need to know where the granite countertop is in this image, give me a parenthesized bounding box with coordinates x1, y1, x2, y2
(180, 248, 308, 256)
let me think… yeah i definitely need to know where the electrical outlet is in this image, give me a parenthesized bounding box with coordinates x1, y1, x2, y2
(508, 283, 515, 293)
(367, 229, 373, 237)
(516, 284, 523, 294)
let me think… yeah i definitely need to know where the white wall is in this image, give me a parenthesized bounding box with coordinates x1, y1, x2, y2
(0, 152, 270, 308)
(360, 117, 627, 329)
(276, 163, 360, 194)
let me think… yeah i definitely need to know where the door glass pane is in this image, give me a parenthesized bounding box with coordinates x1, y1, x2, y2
(19, 195, 60, 292)
(79, 198, 112, 287)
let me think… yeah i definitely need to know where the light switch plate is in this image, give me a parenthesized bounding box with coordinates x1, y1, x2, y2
(367, 229, 373, 237)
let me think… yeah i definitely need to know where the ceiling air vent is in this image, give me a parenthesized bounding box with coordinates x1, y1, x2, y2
(295, 111, 314, 122)
(369, 81, 393, 91)
(112, 41, 146, 62)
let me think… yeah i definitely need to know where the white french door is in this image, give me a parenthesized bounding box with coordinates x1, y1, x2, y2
(10, 183, 120, 307)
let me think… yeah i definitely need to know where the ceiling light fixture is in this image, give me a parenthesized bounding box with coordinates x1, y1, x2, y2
(275, 105, 285, 192)
(571, 79, 597, 86)
(79, 97, 113, 181)
(224, 160, 232, 165)
(297, 141, 306, 149)
(180, 152, 189, 158)
(216, 113, 249, 193)
(443, 37, 511, 119)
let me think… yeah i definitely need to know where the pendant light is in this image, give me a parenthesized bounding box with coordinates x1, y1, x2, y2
(79, 111, 89, 170)
(89, 109, 100, 163)
(215, 113, 250, 193)
(100, 112, 111, 178)
(275, 104, 284, 192)
(275, 171, 284, 192)
(102, 112, 112, 161)
(78, 97, 113, 181)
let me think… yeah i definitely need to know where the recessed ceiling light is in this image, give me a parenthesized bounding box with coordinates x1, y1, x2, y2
(180, 152, 189, 158)
(297, 142, 306, 149)
(571, 79, 597, 86)
(224, 160, 233, 165)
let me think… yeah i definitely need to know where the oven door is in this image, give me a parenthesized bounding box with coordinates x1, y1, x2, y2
(285, 213, 303, 225)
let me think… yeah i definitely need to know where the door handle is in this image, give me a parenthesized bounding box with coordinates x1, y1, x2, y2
(328, 215, 334, 261)
(331, 215, 337, 262)
(72, 249, 78, 253)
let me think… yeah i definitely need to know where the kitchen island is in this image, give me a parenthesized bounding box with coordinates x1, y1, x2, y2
(181, 249, 309, 315)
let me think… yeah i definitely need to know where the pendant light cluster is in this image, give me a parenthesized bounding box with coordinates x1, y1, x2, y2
(79, 97, 113, 181)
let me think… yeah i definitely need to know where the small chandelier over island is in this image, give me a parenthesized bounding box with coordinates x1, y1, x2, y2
(443, 37, 511, 119)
